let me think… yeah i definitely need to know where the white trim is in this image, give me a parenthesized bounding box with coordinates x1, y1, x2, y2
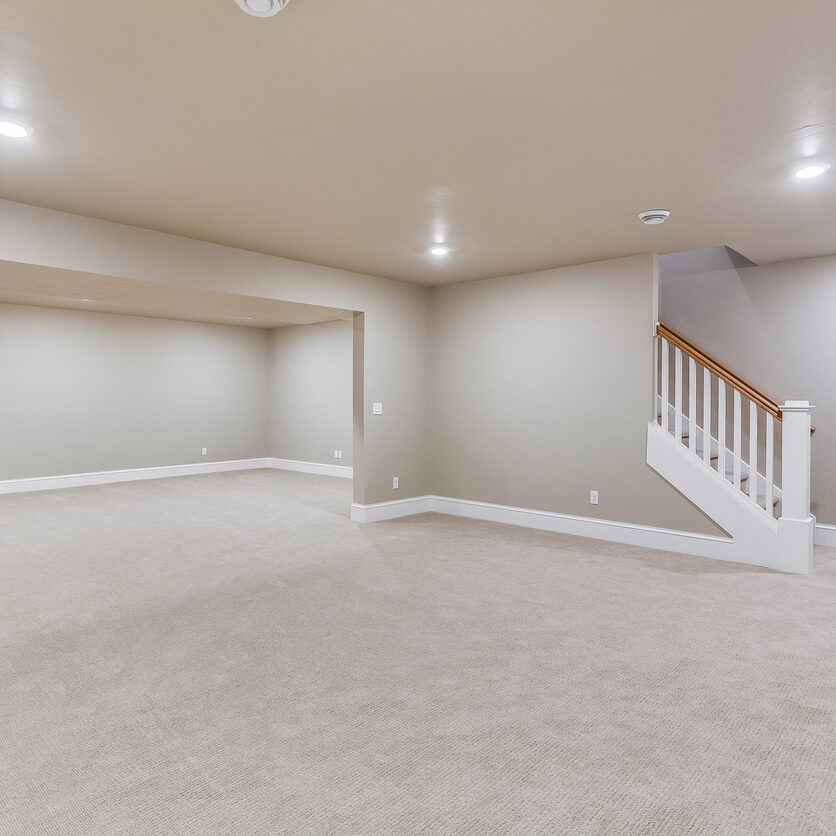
(816, 524, 836, 548)
(268, 458, 353, 479)
(0, 456, 354, 495)
(429, 495, 733, 561)
(351, 493, 734, 563)
(6, 452, 817, 567)
(351, 496, 432, 523)
(0, 458, 271, 494)
(646, 422, 784, 570)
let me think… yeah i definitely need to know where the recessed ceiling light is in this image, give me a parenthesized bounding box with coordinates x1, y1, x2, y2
(233, 0, 291, 17)
(430, 246, 450, 257)
(793, 163, 830, 179)
(638, 209, 671, 225)
(0, 120, 33, 139)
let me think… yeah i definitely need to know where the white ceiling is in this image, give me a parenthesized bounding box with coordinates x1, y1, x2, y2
(1, 0, 835, 286)
(0, 261, 353, 328)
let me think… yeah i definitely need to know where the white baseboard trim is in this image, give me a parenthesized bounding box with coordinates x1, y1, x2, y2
(816, 524, 836, 547)
(351, 496, 432, 523)
(430, 496, 733, 561)
(0, 458, 272, 495)
(0, 456, 354, 495)
(269, 458, 353, 479)
(351, 494, 733, 562)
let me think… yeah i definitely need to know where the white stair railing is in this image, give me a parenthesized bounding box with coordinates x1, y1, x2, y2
(653, 323, 815, 573)
(656, 327, 780, 517)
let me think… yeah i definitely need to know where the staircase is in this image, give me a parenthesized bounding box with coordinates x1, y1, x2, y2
(647, 323, 815, 574)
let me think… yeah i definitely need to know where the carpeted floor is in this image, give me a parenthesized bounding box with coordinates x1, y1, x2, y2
(1, 470, 834, 835)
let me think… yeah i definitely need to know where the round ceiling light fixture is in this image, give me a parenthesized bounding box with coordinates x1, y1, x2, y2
(430, 245, 450, 257)
(233, 0, 291, 17)
(638, 209, 671, 226)
(793, 162, 830, 179)
(0, 119, 33, 139)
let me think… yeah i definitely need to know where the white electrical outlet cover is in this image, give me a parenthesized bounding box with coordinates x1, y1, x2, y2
(392, 477, 399, 489)
(373, 402, 383, 415)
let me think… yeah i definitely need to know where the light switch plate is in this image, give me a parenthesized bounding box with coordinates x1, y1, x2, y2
(373, 402, 383, 415)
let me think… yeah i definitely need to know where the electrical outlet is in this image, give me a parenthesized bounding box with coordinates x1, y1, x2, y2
(334, 449, 343, 459)
(392, 476, 399, 489)
(202, 447, 208, 456)
(373, 402, 383, 415)
(589, 490, 599, 505)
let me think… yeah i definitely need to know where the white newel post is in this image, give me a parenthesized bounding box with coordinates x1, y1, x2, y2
(777, 401, 815, 574)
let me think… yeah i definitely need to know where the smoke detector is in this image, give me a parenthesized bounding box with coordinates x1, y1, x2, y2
(233, 0, 291, 17)
(638, 209, 671, 225)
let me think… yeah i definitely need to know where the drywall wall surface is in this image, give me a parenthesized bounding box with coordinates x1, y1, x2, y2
(0, 200, 431, 505)
(353, 313, 365, 484)
(659, 253, 836, 525)
(268, 319, 353, 466)
(430, 254, 722, 534)
(0, 304, 269, 479)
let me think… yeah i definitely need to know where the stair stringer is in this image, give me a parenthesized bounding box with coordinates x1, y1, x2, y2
(646, 422, 779, 570)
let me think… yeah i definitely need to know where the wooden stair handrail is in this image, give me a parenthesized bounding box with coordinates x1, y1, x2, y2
(656, 322, 783, 421)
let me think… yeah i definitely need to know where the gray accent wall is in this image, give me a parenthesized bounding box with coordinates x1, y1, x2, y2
(0, 304, 269, 479)
(268, 319, 354, 466)
(430, 255, 722, 535)
(660, 252, 836, 526)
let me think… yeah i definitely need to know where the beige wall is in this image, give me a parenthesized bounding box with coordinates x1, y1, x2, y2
(0, 199, 431, 506)
(0, 199, 755, 536)
(268, 320, 354, 466)
(430, 255, 721, 534)
(659, 253, 836, 525)
(0, 304, 269, 479)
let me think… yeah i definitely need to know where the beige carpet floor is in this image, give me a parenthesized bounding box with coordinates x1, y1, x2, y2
(0, 470, 834, 835)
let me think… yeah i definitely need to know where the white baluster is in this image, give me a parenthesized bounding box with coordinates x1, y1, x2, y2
(717, 380, 726, 474)
(688, 357, 697, 454)
(748, 401, 758, 501)
(765, 414, 774, 515)
(733, 389, 742, 489)
(703, 368, 711, 466)
(654, 337, 660, 422)
(660, 338, 669, 432)
(674, 348, 683, 444)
